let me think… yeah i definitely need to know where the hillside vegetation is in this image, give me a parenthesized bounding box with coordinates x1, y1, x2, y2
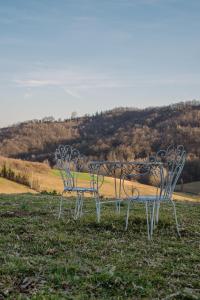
(0, 101, 200, 182)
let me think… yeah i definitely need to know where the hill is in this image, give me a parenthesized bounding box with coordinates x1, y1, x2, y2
(0, 177, 34, 194)
(0, 101, 200, 182)
(176, 181, 200, 195)
(0, 156, 198, 202)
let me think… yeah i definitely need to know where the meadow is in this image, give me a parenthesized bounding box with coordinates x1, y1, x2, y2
(0, 156, 199, 203)
(0, 194, 199, 299)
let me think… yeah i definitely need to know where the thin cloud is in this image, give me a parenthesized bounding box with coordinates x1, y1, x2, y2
(13, 68, 200, 100)
(15, 79, 61, 87)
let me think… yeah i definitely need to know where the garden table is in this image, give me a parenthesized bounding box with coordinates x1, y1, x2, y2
(88, 160, 164, 201)
(89, 160, 165, 239)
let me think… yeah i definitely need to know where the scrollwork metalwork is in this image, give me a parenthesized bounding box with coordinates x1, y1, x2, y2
(148, 145, 186, 200)
(55, 145, 100, 220)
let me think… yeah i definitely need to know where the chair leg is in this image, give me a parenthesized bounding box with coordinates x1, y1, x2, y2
(170, 200, 181, 237)
(74, 194, 78, 219)
(118, 201, 121, 214)
(79, 193, 84, 217)
(145, 202, 150, 240)
(156, 201, 160, 224)
(58, 192, 64, 219)
(74, 193, 82, 220)
(145, 202, 155, 240)
(97, 202, 101, 223)
(150, 201, 156, 236)
(125, 200, 131, 230)
(95, 194, 101, 223)
(115, 200, 121, 214)
(115, 200, 119, 214)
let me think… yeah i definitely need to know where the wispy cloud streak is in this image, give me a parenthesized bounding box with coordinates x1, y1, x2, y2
(14, 68, 200, 90)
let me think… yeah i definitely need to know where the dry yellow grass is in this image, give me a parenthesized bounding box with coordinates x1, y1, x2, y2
(0, 156, 198, 202)
(0, 156, 50, 174)
(0, 177, 35, 194)
(38, 170, 197, 202)
(176, 181, 200, 195)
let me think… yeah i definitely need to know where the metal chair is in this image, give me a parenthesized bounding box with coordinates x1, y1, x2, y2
(55, 145, 101, 220)
(122, 145, 186, 239)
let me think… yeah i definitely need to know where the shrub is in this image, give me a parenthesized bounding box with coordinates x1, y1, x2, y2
(0, 163, 38, 190)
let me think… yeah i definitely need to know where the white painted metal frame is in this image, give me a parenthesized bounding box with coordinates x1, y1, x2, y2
(89, 160, 162, 239)
(55, 145, 103, 221)
(88, 161, 130, 222)
(122, 145, 186, 239)
(89, 145, 186, 240)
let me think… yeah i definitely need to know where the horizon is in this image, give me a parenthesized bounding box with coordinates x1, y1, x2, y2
(1, 0, 200, 127)
(1, 99, 199, 128)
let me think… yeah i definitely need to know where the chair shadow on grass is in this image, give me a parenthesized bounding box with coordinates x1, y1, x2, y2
(75, 211, 188, 238)
(79, 214, 170, 234)
(54, 197, 189, 237)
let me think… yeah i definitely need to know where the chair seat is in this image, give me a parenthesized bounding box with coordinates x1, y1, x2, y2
(64, 186, 97, 193)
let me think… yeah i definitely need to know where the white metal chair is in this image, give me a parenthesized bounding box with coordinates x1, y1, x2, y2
(122, 145, 186, 239)
(55, 145, 101, 220)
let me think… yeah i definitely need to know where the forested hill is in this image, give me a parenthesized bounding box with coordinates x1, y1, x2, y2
(0, 101, 200, 182)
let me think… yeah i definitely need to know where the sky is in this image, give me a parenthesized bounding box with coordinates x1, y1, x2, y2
(0, 0, 200, 127)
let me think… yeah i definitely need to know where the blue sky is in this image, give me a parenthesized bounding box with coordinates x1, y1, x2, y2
(0, 0, 200, 127)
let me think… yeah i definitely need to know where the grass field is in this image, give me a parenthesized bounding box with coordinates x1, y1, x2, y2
(51, 170, 95, 181)
(0, 194, 199, 299)
(1, 167, 199, 203)
(0, 156, 199, 203)
(0, 177, 35, 194)
(176, 181, 200, 195)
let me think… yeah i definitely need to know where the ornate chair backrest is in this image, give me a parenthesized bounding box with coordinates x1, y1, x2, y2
(150, 145, 186, 200)
(55, 145, 85, 190)
(55, 145, 100, 191)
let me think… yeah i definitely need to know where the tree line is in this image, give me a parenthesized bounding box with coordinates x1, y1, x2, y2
(0, 101, 200, 183)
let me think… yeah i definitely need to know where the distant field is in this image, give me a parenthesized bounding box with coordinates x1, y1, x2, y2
(0, 156, 199, 202)
(0, 155, 50, 174)
(0, 177, 35, 194)
(0, 194, 199, 299)
(176, 181, 200, 195)
(52, 169, 93, 181)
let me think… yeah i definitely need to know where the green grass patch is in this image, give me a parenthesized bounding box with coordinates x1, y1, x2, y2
(51, 169, 110, 184)
(0, 194, 199, 299)
(52, 169, 95, 181)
